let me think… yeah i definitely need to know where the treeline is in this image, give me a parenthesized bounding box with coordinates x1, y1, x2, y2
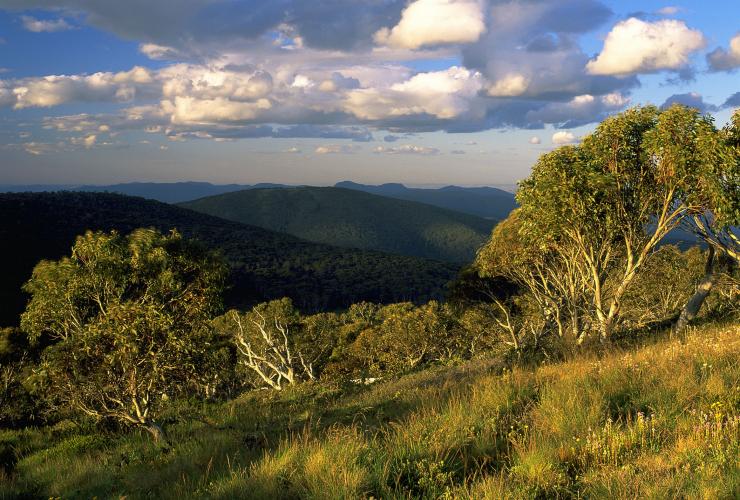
(0, 105, 738, 447)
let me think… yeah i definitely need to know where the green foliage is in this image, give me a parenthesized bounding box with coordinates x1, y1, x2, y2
(348, 301, 463, 376)
(0, 191, 459, 325)
(621, 245, 705, 327)
(514, 105, 735, 339)
(20, 228, 227, 436)
(1, 321, 737, 498)
(0, 328, 40, 428)
(180, 186, 498, 263)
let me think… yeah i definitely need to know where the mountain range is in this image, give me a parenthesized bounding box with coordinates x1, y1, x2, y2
(0, 192, 459, 326)
(0, 181, 518, 219)
(180, 186, 497, 263)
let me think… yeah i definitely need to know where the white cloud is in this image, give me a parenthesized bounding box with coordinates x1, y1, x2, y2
(8, 68, 159, 109)
(345, 66, 483, 120)
(707, 33, 740, 72)
(71, 134, 98, 149)
(314, 144, 361, 154)
(374, 0, 486, 49)
(284, 146, 302, 153)
(21, 15, 72, 33)
(552, 131, 578, 144)
(373, 144, 440, 155)
(526, 92, 630, 127)
(529, 136, 541, 144)
(139, 43, 183, 60)
(657, 6, 681, 15)
(487, 73, 529, 97)
(587, 18, 705, 76)
(161, 96, 272, 125)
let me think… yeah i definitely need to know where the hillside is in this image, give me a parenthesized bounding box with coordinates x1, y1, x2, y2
(180, 187, 497, 263)
(2, 321, 737, 498)
(0, 182, 288, 204)
(335, 181, 518, 220)
(0, 192, 458, 326)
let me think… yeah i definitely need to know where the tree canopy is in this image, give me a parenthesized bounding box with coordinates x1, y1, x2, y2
(21, 228, 227, 442)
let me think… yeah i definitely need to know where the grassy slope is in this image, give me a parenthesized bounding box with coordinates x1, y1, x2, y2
(2, 320, 738, 498)
(180, 187, 497, 263)
(0, 192, 458, 325)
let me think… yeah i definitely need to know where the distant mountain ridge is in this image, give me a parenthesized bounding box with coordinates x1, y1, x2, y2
(180, 186, 497, 263)
(334, 181, 518, 219)
(0, 182, 289, 204)
(0, 192, 459, 326)
(0, 181, 519, 218)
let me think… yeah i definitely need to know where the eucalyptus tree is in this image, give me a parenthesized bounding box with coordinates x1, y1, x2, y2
(674, 109, 740, 330)
(476, 209, 589, 344)
(21, 228, 226, 444)
(517, 105, 732, 340)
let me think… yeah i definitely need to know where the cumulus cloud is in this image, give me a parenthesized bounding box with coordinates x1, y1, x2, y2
(7, 67, 158, 109)
(660, 92, 718, 113)
(374, 0, 486, 49)
(0, 1, 676, 142)
(139, 43, 185, 61)
(723, 92, 740, 109)
(707, 33, 740, 72)
(552, 131, 578, 144)
(529, 136, 541, 144)
(373, 144, 440, 155)
(526, 92, 630, 128)
(161, 96, 272, 125)
(487, 74, 529, 97)
(657, 6, 681, 15)
(463, 0, 635, 111)
(587, 18, 705, 76)
(315, 144, 361, 154)
(21, 15, 73, 32)
(70, 134, 98, 149)
(345, 66, 483, 121)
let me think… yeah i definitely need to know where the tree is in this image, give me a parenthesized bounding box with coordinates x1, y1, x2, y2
(674, 109, 740, 330)
(476, 210, 590, 344)
(21, 228, 226, 444)
(220, 298, 320, 391)
(517, 105, 732, 340)
(349, 301, 457, 375)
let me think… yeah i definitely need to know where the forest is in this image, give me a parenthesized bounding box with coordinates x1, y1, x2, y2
(0, 105, 738, 498)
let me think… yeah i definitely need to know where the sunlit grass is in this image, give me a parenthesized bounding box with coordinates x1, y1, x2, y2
(1, 320, 738, 498)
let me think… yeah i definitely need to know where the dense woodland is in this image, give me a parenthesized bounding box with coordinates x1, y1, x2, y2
(0, 192, 459, 325)
(0, 105, 738, 498)
(180, 186, 496, 262)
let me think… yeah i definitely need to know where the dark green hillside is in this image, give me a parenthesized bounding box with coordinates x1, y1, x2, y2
(0, 192, 458, 326)
(180, 187, 496, 262)
(335, 181, 517, 220)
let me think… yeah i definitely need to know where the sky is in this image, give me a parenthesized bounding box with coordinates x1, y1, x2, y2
(0, 0, 738, 187)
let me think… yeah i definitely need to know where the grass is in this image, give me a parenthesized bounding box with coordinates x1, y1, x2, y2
(1, 320, 738, 499)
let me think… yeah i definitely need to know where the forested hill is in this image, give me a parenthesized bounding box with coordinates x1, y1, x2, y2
(0, 192, 459, 326)
(0, 182, 288, 204)
(335, 181, 517, 220)
(180, 187, 497, 263)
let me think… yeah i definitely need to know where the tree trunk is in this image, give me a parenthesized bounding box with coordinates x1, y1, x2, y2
(675, 246, 716, 333)
(142, 421, 170, 449)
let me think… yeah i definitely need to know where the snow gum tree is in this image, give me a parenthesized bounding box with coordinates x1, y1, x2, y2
(21, 228, 226, 444)
(516, 105, 733, 340)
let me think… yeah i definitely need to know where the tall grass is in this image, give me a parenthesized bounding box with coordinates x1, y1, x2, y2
(1, 321, 738, 498)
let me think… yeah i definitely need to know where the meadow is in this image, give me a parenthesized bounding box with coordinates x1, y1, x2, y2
(2, 319, 737, 499)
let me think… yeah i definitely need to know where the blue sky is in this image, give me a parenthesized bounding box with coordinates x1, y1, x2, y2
(0, 0, 737, 186)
